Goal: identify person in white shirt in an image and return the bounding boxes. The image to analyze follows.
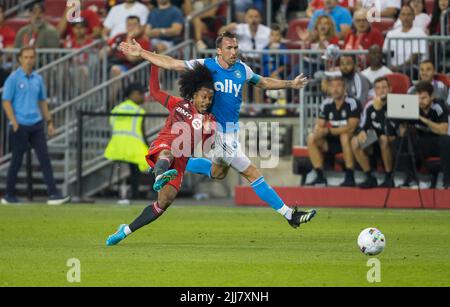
[383,5,428,71]
[393,0,431,33]
[219,7,270,59]
[362,45,393,84]
[356,0,401,18]
[103,0,149,39]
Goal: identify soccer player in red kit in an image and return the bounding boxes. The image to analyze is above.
[106,63,215,246]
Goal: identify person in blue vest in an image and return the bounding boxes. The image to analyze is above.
[1,47,70,205]
[119,32,317,229]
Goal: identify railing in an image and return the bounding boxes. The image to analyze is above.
[1,48,74,71]
[0,40,108,158]
[385,36,450,78]
[3,0,35,17]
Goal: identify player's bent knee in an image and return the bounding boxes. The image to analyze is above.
[210,165,228,180]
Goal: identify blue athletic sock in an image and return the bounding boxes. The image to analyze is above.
[186,158,213,178]
[251,176,284,211]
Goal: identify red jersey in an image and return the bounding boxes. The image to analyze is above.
[0,25,16,48]
[63,37,93,49]
[343,28,384,50]
[149,65,215,161]
[108,33,151,68]
[310,0,354,9]
[65,9,101,38]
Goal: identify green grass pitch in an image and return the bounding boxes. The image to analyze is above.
[0,203,449,286]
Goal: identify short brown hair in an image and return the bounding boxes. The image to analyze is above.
[415,81,434,96]
[374,76,391,87]
[18,46,36,59]
[216,31,237,49]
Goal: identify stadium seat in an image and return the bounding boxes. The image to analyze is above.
[425,0,434,14]
[44,0,67,17]
[385,73,411,94]
[4,18,29,32]
[371,18,395,36]
[286,18,310,49]
[435,73,450,88]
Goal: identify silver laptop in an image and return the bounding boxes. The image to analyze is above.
[387,94,420,120]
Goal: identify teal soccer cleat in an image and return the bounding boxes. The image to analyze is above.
[153,169,178,192]
[106,224,128,246]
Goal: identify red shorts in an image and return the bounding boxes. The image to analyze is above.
[146,141,187,192]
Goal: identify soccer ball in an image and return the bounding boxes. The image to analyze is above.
[357,227,386,256]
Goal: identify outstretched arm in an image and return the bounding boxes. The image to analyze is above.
[120,39,187,71]
[255,73,309,90]
[149,65,183,111]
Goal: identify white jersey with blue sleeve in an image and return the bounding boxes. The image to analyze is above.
[184,57,261,132]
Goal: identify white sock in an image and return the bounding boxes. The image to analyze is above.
[124,225,132,236]
[277,205,293,220]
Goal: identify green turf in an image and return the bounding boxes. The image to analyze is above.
[0,203,449,286]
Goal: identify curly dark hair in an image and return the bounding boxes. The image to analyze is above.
[179,63,214,101]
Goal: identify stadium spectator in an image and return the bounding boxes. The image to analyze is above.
[351,77,396,188]
[295,15,339,77]
[262,24,288,78]
[1,47,71,205]
[383,5,428,73]
[63,19,93,49]
[57,2,102,41]
[103,16,150,104]
[362,45,393,85]
[233,0,265,23]
[145,0,184,53]
[429,0,449,35]
[158,0,192,15]
[340,54,372,103]
[262,24,288,116]
[307,0,355,17]
[307,0,353,39]
[220,7,271,59]
[104,82,149,201]
[189,0,221,50]
[343,9,384,51]
[307,76,361,187]
[14,3,60,48]
[355,0,401,18]
[106,16,150,75]
[63,19,93,95]
[393,0,431,33]
[322,55,372,103]
[394,81,450,189]
[103,0,149,39]
[407,60,450,106]
[0,5,16,49]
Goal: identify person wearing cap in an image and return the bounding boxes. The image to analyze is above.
[104,82,149,201]
[57,2,102,41]
[63,18,93,49]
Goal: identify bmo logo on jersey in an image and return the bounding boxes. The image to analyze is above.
[176,107,193,120]
[214,79,242,98]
